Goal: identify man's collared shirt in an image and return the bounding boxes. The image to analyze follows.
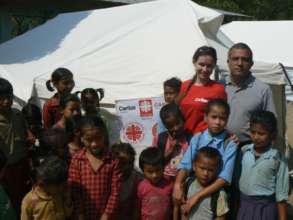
[224,73,276,142]
[239,144,289,202]
[178,129,237,184]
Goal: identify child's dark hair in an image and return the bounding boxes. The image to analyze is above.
[59,93,80,109]
[38,128,69,159]
[194,147,223,172]
[35,156,68,185]
[112,142,136,164]
[0,149,7,171]
[250,110,277,134]
[193,46,217,63]
[46,68,73,92]
[0,78,13,96]
[163,77,182,93]
[78,116,109,146]
[139,147,164,171]
[76,88,104,102]
[160,102,184,127]
[22,103,42,124]
[206,99,230,117]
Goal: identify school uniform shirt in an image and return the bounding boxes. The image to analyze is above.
[43,94,62,129]
[152,134,189,177]
[21,186,72,220]
[137,178,173,220]
[179,80,226,135]
[239,144,289,202]
[187,179,229,220]
[68,149,122,220]
[178,129,237,184]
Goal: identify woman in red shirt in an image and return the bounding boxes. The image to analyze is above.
[178,46,226,134]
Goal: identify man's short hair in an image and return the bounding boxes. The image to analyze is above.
[228,42,253,62]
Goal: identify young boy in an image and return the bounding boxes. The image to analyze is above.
[137,147,173,220]
[21,156,72,220]
[173,99,237,215]
[0,78,31,214]
[153,103,191,179]
[179,147,229,220]
[156,77,182,135]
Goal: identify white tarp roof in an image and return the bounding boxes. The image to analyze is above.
[220,21,293,68]
[0,0,286,104]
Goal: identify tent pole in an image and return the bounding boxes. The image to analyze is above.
[280,62,293,91]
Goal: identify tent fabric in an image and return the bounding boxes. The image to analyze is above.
[0,0,285,105]
[220,21,293,68]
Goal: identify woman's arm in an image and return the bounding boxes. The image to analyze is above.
[277,201,287,220]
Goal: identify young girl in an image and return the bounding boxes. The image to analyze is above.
[43,68,75,129]
[153,102,190,180]
[76,88,104,116]
[137,147,173,220]
[53,93,81,131]
[237,110,289,220]
[111,143,142,220]
[21,156,72,220]
[68,116,121,220]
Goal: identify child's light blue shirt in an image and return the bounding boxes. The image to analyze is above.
[178,129,237,184]
[239,144,289,202]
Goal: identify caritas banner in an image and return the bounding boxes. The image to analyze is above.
[116,96,165,155]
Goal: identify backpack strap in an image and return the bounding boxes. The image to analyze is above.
[157,131,169,155]
[184,176,196,199]
[210,190,221,218]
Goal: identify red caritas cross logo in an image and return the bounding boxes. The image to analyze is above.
[123,122,145,144]
[139,99,153,117]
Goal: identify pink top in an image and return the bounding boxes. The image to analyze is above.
[152,134,189,177]
[137,178,173,220]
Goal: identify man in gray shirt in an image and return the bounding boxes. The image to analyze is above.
[225,43,276,144]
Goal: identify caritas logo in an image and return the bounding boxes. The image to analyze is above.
[139,99,153,117]
[123,122,145,144]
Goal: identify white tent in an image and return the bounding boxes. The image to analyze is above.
[220,21,293,101]
[0,0,288,150]
[0,0,286,104]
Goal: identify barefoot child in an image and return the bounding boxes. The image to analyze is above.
[68,116,121,220]
[237,111,289,220]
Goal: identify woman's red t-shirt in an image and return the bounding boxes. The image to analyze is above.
[179,80,227,134]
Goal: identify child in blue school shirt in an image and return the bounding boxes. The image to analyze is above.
[237,111,288,220]
[173,99,237,217]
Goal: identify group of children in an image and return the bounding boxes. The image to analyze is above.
[0,67,289,220]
